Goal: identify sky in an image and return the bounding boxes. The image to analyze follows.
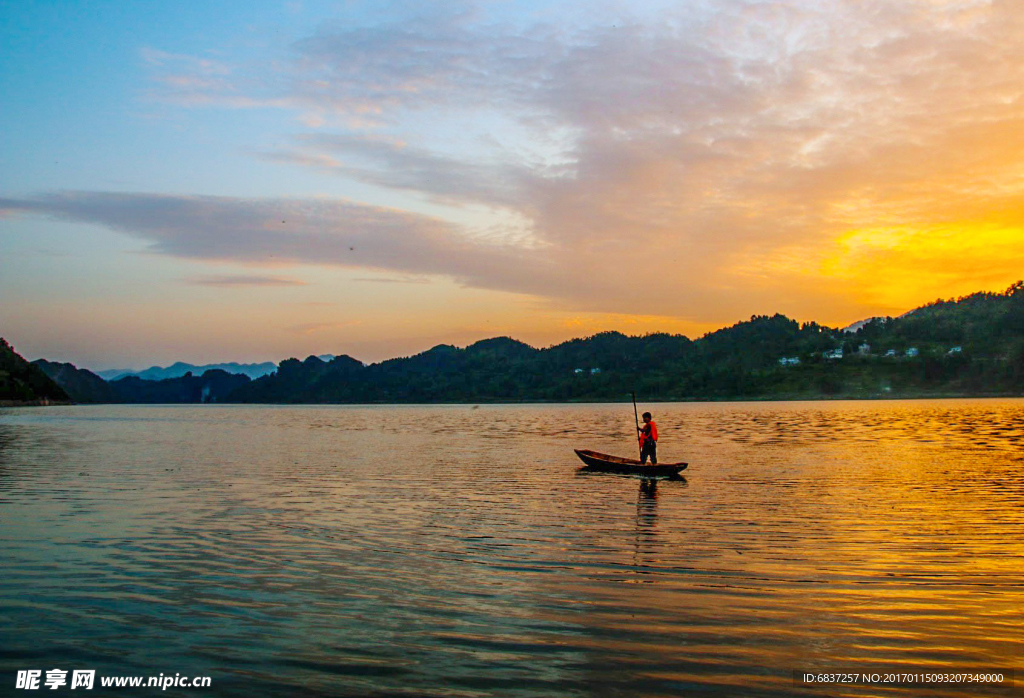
[2,0,1023,370]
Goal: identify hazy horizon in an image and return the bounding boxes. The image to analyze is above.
[29,306,894,374]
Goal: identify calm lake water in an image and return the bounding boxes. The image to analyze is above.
[1,400,1022,697]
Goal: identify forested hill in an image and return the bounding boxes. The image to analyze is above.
[0,339,69,405]
[228,282,1024,403]
[34,359,121,404]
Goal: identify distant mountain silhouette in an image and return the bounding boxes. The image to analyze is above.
[1,339,69,405]
[98,361,278,381]
[95,368,136,381]
[32,358,252,404]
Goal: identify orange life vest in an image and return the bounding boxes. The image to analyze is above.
[640,420,658,446]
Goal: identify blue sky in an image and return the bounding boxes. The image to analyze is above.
[3,0,1024,369]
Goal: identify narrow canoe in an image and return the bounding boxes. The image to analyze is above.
[574,449,688,477]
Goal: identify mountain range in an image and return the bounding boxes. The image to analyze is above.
[226,282,1024,403]
[15,281,1024,404]
[96,355,338,381]
[98,361,276,381]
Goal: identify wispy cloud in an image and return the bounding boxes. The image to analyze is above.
[269,133,532,209]
[259,150,343,170]
[186,274,308,287]
[0,191,567,300]
[140,48,231,75]
[19,0,1024,325]
[286,320,361,335]
[351,275,431,284]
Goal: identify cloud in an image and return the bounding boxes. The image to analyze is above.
[259,150,343,170]
[286,320,361,335]
[0,191,566,300]
[186,274,309,287]
[351,275,431,284]
[252,3,1024,306]
[140,48,231,75]
[267,133,531,209]
[34,1,1024,323]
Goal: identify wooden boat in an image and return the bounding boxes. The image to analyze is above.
[574,449,687,477]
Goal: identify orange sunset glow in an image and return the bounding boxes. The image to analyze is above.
[3,0,1023,368]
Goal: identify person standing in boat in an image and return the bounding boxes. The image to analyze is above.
[637,412,658,464]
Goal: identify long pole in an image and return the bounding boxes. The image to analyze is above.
[632,391,642,459]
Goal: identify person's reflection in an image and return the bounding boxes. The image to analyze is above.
[633,476,686,574]
[637,477,659,528]
[632,478,660,574]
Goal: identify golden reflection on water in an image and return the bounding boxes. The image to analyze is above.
[0,399,1022,697]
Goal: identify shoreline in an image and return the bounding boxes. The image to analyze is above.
[0,399,73,408]
[4,393,1023,408]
